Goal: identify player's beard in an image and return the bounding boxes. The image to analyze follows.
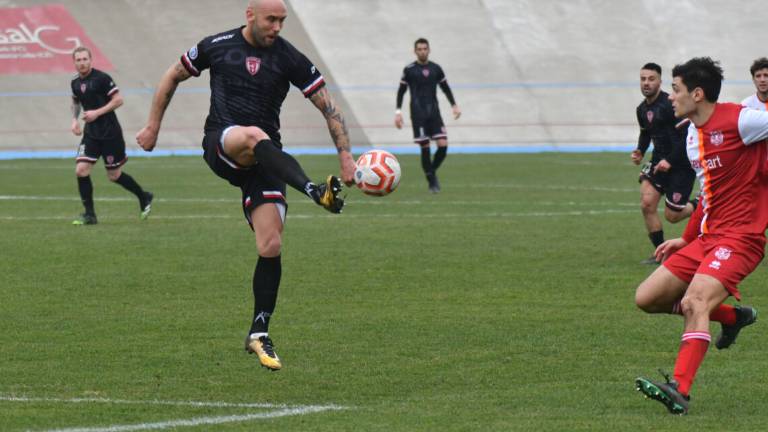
[251,27,276,48]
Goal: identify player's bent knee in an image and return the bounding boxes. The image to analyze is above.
[243,126,270,147]
[679,294,706,317]
[107,170,122,182]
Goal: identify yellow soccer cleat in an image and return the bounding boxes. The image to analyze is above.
[317,175,344,214]
[245,334,282,371]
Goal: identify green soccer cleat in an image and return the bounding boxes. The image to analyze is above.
[140,192,154,220]
[715,305,757,350]
[635,371,689,415]
[72,213,98,225]
[245,334,282,371]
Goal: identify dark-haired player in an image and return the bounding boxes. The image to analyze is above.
[631,62,696,264]
[136,0,353,371]
[395,38,461,193]
[634,57,768,415]
[742,57,768,111]
[70,46,153,225]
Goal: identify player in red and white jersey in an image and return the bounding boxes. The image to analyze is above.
[634,58,768,415]
[741,57,768,111]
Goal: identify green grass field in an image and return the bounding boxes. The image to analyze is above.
[1,152,767,431]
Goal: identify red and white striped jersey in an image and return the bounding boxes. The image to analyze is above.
[685,103,768,234]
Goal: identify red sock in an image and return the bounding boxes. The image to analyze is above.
[671,302,737,325]
[673,332,711,396]
[709,304,737,325]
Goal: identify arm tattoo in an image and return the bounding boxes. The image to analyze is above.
[313,88,350,153]
[71,100,81,119]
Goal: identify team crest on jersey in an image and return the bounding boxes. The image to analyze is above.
[80,83,86,93]
[422,68,430,78]
[246,57,261,75]
[714,247,732,260]
[710,130,724,146]
[646,110,654,124]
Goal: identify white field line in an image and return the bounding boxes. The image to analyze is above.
[0,396,347,432]
[0,195,638,207]
[0,209,637,222]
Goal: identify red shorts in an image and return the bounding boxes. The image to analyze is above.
[663,233,766,300]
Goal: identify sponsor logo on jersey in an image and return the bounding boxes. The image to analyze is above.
[246,56,260,75]
[690,155,723,170]
[80,83,86,93]
[422,68,430,78]
[714,247,732,260]
[311,65,316,74]
[710,130,724,146]
[189,45,198,60]
[211,34,234,43]
[709,260,721,270]
[646,110,654,124]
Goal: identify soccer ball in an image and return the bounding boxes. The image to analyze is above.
[354,150,401,196]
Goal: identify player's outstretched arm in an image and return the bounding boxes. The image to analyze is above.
[136,62,191,151]
[309,87,356,185]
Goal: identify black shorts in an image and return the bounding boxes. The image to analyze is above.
[639,162,696,211]
[411,115,447,144]
[76,134,127,169]
[202,127,288,227]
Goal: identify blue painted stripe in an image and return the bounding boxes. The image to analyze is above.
[0,144,636,160]
[0,80,754,98]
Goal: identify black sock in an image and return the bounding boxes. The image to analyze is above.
[249,255,282,335]
[253,139,312,194]
[114,172,146,207]
[432,146,448,171]
[649,230,664,248]
[420,146,432,175]
[77,176,95,215]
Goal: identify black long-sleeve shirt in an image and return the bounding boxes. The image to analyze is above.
[397,61,456,120]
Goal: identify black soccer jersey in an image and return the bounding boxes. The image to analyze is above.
[71,68,122,139]
[636,90,687,167]
[181,26,325,142]
[397,61,455,120]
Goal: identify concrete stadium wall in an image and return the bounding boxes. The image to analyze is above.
[0,0,368,153]
[0,0,764,154]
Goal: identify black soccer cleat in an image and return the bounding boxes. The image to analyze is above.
[310,175,344,214]
[72,213,98,225]
[715,305,757,350]
[140,191,154,220]
[635,371,689,415]
[426,172,440,193]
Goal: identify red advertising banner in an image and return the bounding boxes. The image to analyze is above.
[0,3,113,75]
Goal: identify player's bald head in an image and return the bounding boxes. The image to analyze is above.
[249,0,286,14]
[245,0,287,48]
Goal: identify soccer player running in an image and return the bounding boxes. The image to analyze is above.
[136,0,353,371]
[70,46,153,225]
[631,63,696,264]
[395,38,461,193]
[634,57,768,415]
[741,57,768,111]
